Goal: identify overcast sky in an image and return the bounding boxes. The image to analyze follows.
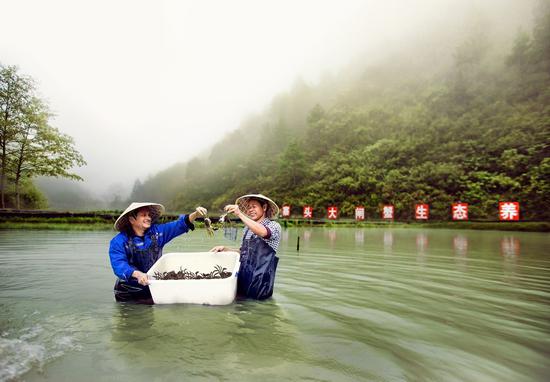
[0,0,534,198]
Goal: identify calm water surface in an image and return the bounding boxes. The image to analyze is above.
[0,228,549,381]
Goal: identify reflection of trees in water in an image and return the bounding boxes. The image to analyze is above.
[354,229,364,245]
[109,300,305,378]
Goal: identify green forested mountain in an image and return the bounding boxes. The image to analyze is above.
[132,2,550,221]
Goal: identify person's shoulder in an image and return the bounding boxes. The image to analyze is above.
[148,224,160,233]
[110,231,127,245]
[266,219,281,231]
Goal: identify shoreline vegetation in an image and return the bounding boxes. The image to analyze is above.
[0,210,548,232]
[124,4,550,224]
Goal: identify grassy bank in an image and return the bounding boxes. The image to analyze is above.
[1,215,549,232]
[0,212,178,231]
[0,216,113,230]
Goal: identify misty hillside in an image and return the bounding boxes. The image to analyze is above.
[34,177,105,211]
[130,2,549,220]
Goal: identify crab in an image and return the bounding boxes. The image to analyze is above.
[213,264,231,278]
[153,265,232,280]
[204,217,215,237]
[204,212,233,237]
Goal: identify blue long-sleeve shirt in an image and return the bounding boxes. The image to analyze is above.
[109,214,194,280]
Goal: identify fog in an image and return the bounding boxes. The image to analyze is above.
[0,0,535,201]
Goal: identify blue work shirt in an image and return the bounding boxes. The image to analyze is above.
[109,214,194,281]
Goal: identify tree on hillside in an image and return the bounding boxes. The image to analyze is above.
[0,64,86,208]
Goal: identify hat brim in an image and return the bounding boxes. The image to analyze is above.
[236,194,279,219]
[114,202,165,231]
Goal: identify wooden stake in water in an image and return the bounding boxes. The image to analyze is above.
[297,236,300,252]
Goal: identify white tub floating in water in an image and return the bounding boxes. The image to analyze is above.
[147,252,240,305]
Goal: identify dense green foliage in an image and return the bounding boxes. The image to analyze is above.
[132,2,550,221]
[0,65,86,209]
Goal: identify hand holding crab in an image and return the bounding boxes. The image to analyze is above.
[204,209,234,237]
[223,204,242,217]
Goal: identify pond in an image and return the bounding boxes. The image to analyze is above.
[1,227,549,381]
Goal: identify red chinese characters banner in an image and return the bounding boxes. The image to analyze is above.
[355,206,365,221]
[499,202,519,221]
[415,204,429,220]
[281,205,291,218]
[303,205,313,219]
[382,205,394,219]
[327,206,338,220]
[452,203,468,221]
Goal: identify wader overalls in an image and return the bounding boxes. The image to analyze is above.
[237,228,279,300]
[114,233,162,304]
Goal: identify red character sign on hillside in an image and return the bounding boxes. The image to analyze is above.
[382,205,394,219]
[355,206,365,221]
[499,202,519,221]
[303,205,313,219]
[452,203,468,221]
[282,205,291,218]
[327,206,338,220]
[415,204,429,220]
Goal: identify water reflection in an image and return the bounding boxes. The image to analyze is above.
[303,230,311,242]
[355,229,364,245]
[327,229,337,246]
[500,237,521,282]
[3,230,550,381]
[109,301,306,379]
[111,303,156,344]
[453,236,468,257]
[415,233,428,264]
[383,231,393,251]
[500,236,521,258]
[416,233,428,252]
[224,227,238,241]
[282,229,289,243]
[453,235,468,271]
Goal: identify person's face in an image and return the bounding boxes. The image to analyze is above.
[129,207,152,233]
[246,200,267,221]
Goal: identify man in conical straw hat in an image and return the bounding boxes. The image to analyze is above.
[211,193,281,300]
[109,202,207,303]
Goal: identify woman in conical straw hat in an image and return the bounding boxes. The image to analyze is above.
[210,193,281,300]
[109,202,207,304]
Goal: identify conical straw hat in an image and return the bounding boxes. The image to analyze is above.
[114,202,165,231]
[235,194,279,219]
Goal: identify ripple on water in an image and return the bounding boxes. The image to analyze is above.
[0,313,83,382]
[1,229,550,381]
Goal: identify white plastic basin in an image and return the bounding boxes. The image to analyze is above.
[147,252,240,305]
